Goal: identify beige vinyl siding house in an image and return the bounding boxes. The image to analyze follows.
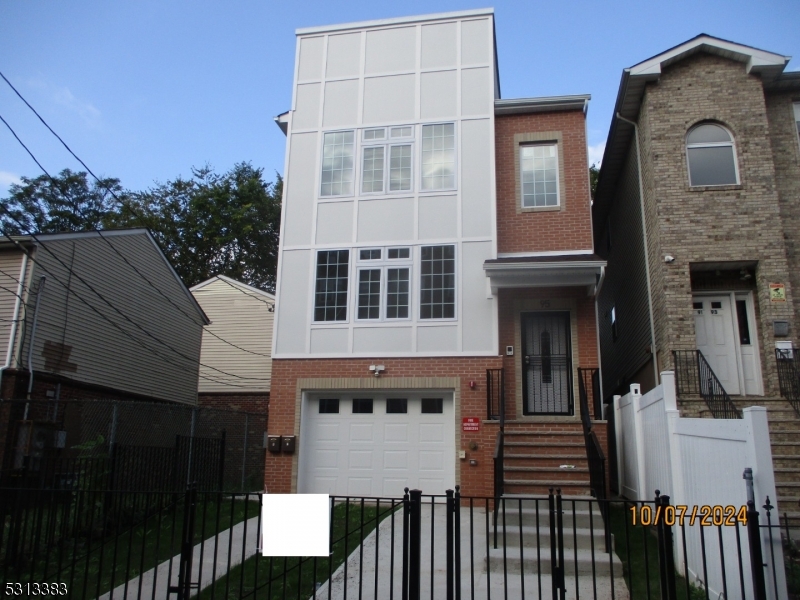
[0,229,208,405]
[192,276,274,396]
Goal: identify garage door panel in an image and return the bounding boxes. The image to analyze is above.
[315,449,339,468]
[418,451,443,470]
[382,479,407,496]
[419,423,444,442]
[383,450,408,469]
[348,477,373,495]
[314,477,338,493]
[384,423,409,442]
[316,423,340,441]
[349,450,374,469]
[350,423,374,442]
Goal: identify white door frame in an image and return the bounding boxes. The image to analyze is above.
[692,291,763,396]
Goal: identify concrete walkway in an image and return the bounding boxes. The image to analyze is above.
[316,501,629,600]
[97,516,260,600]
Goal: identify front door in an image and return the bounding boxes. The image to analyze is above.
[521,312,573,415]
[693,296,740,395]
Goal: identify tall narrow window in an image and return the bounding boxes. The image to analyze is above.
[314,250,349,321]
[611,306,618,342]
[389,145,412,191]
[420,245,455,319]
[421,123,456,190]
[357,269,381,319]
[520,144,559,207]
[386,268,410,319]
[794,103,800,152]
[361,147,385,193]
[736,300,751,345]
[321,131,355,196]
[686,123,738,186]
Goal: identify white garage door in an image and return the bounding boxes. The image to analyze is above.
[298,393,455,497]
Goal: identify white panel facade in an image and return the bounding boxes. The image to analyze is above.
[274,11,498,358]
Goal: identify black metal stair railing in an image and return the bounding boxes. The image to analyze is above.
[775,347,800,416]
[672,349,741,419]
[486,368,505,423]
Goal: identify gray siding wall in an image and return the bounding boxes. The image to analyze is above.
[193,278,274,393]
[17,233,203,405]
[597,142,653,399]
[0,250,27,366]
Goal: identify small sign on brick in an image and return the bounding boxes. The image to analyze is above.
[462,417,480,432]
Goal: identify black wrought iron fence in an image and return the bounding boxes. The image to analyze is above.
[0,486,789,600]
[672,350,741,419]
[776,347,800,416]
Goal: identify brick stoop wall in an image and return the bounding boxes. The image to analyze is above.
[266,356,504,496]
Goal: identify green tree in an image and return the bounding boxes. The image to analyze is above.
[589,163,600,200]
[110,163,282,291]
[0,169,124,234]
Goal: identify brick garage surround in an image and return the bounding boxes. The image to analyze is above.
[494,110,593,254]
[636,53,796,395]
[266,356,504,496]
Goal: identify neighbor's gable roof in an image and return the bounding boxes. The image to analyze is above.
[593,35,793,240]
[191,274,275,300]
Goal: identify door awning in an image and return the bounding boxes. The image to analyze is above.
[483,253,606,295]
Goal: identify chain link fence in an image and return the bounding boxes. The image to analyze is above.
[0,398,266,492]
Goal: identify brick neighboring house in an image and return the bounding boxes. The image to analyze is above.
[267,9,606,498]
[191,275,274,414]
[593,35,800,518]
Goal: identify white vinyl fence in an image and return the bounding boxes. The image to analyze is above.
[613,372,787,600]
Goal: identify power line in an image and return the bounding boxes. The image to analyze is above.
[0,70,275,359]
[0,112,272,379]
[215,276,275,309]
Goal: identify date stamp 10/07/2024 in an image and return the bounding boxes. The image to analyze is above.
[4,583,68,596]
[630,504,749,527]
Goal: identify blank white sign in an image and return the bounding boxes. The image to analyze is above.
[261,494,330,557]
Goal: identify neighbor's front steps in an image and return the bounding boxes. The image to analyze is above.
[501,423,594,496]
[678,395,800,529]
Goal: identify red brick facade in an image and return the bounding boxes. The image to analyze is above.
[495,110,594,254]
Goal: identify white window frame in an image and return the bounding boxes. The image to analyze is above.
[312,249,351,323]
[353,246,413,322]
[685,123,740,187]
[420,122,458,193]
[519,142,560,208]
[418,244,457,321]
[319,130,356,198]
[359,127,414,196]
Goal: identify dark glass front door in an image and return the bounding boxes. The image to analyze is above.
[521,312,573,415]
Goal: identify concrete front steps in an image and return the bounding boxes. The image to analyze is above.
[678,395,800,528]
[502,424,593,496]
[487,497,624,579]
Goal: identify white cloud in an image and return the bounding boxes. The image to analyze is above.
[0,171,21,187]
[587,142,606,168]
[53,86,102,128]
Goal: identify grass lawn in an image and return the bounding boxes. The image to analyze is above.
[0,490,254,599]
[198,498,401,600]
[609,501,705,600]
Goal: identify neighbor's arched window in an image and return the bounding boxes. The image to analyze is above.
[686,123,739,186]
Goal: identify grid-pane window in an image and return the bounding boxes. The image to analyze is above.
[521,144,559,207]
[357,269,381,319]
[421,124,456,190]
[321,131,355,196]
[359,249,381,261]
[314,250,349,321]
[420,245,455,319]
[388,247,410,259]
[362,146,385,193]
[686,123,738,186]
[363,128,385,140]
[386,267,410,319]
[391,127,412,138]
[389,145,412,191]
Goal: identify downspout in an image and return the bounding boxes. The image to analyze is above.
[594,265,606,411]
[0,253,29,397]
[615,112,659,386]
[24,276,46,415]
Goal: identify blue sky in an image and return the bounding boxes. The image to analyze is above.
[1,0,799,198]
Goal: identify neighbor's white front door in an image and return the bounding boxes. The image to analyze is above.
[298,393,455,497]
[693,296,741,395]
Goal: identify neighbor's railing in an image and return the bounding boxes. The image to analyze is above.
[775,347,800,416]
[486,368,505,424]
[672,350,741,419]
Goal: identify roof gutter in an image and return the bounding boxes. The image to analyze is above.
[0,252,29,395]
[615,111,659,385]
